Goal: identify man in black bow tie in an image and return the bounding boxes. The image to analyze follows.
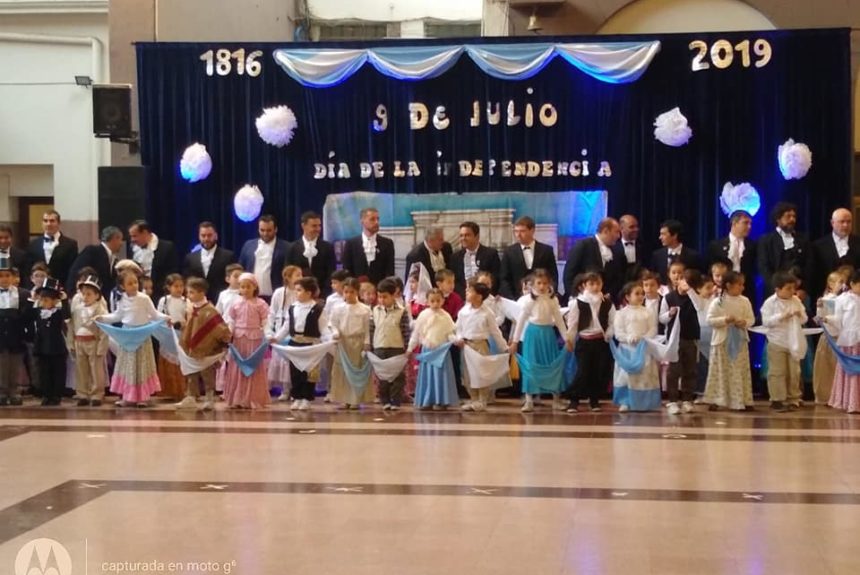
[404,226,453,288]
[611,214,646,285]
[650,219,702,284]
[499,216,558,299]
[26,210,78,288]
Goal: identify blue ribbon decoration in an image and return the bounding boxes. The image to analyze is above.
[416,342,454,368]
[609,339,648,375]
[822,329,860,375]
[229,342,269,377]
[96,321,165,352]
[337,345,372,393]
[727,326,745,361]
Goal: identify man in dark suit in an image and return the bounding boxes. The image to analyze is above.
[563,217,623,301]
[404,226,453,288]
[286,211,336,297]
[0,224,30,279]
[67,226,123,298]
[758,202,809,297]
[708,210,757,303]
[807,207,860,302]
[126,219,179,301]
[612,214,647,283]
[238,214,290,299]
[341,207,395,286]
[26,209,78,287]
[183,221,236,303]
[651,219,702,284]
[498,216,558,299]
[450,221,501,298]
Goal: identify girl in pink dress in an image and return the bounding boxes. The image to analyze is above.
[223,273,270,409]
[824,270,860,414]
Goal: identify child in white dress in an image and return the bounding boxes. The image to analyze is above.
[612,282,660,412]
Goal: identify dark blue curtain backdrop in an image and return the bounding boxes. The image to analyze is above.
[136,29,851,256]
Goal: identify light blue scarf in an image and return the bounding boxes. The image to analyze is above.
[609,339,647,374]
[823,329,860,375]
[229,342,269,377]
[337,345,372,392]
[726,326,745,360]
[416,342,453,368]
[96,321,164,352]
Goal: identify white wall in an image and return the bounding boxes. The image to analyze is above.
[307,0,482,22]
[598,0,775,34]
[0,7,109,224]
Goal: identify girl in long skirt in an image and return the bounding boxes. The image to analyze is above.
[813,272,843,404]
[408,288,458,410]
[612,282,661,412]
[329,278,374,409]
[703,271,755,411]
[265,265,302,400]
[824,270,860,413]
[156,273,187,400]
[223,273,270,409]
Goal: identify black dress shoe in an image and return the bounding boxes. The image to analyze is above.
[9,398,23,406]
[40,398,52,406]
[0,398,9,406]
[77,399,91,407]
[91,399,102,407]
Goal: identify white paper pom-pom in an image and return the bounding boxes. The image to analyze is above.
[720,182,761,217]
[654,107,693,147]
[179,143,212,183]
[233,185,264,222]
[778,138,813,180]
[255,105,298,148]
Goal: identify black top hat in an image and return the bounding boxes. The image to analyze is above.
[0,257,10,272]
[35,277,62,298]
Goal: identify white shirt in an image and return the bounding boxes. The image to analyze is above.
[833,232,849,258]
[329,301,371,345]
[99,292,167,326]
[622,238,636,264]
[728,233,745,272]
[521,242,535,270]
[455,304,507,351]
[566,292,616,340]
[158,294,188,324]
[706,295,755,347]
[826,291,860,347]
[324,292,345,316]
[131,233,159,276]
[0,286,18,309]
[463,247,479,282]
[511,293,568,342]
[302,236,318,266]
[42,231,61,264]
[71,298,107,337]
[408,308,456,351]
[777,227,795,250]
[253,239,275,296]
[595,235,612,265]
[761,294,808,353]
[199,246,215,277]
[287,300,330,339]
[215,288,240,315]
[613,305,656,344]
[265,286,294,340]
[426,242,446,272]
[362,232,377,264]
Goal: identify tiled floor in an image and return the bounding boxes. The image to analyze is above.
[1,399,859,575]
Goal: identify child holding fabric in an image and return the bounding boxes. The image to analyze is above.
[408,288,459,410]
[612,281,660,412]
[215,263,243,393]
[761,271,808,412]
[329,278,373,409]
[96,271,169,407]
[659,261,699,415]
[813,271,843,404]
[509,269,572,413]
[266,265,302,401]
[823,270,860,414]
[455,281,507,412]
[703,271,755,411]
[565,272,614,413]
[69,275,109,406]
[156,273,187,400]
[223,273,270,409]
[370,278,411,410]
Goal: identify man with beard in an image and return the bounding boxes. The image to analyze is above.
[183,221,236,303]
[758,202,809,297]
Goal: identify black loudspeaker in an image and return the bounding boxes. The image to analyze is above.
[98,166,147,232]
[93,84,132,138]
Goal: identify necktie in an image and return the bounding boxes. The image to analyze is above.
[624,242,634,247]
[0,288,8,293]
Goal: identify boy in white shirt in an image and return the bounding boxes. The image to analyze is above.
[455,281,507,412]
[761,271,807,411]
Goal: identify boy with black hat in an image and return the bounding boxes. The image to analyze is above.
[69,275,109,406]
[0,257,31,406]
[30,278,70,406]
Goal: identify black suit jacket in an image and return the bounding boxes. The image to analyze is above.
[183,246,236,303]
[563,237,625,301]
[757,231,809,295]
[27,234,78,287]
[450,244,501,298]
[341,234,395,286]
[404,242,454,287]
[707,237,758,303]
[498,241,557,299]
[0,246,30,280]
[650,245,702,284]
[67,243,116,299]
[125,239,179,301]
[611,239,647,284]
[807,234,860,301]
[238,238,290,293]
[285,239,336,297]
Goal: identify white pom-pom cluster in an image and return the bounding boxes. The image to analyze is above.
[653,107,692,147]
[179,143,212,183]
[778,138,812,180]
[720,182,761,217]
[255,105,298,148]
[233,185,264,222]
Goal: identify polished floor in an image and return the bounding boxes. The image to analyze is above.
[1,397,859,575]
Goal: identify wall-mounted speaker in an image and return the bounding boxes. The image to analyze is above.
[93,84,132,138]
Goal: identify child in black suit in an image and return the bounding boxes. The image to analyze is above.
[30,278,70,406]
[0,258,31,406]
